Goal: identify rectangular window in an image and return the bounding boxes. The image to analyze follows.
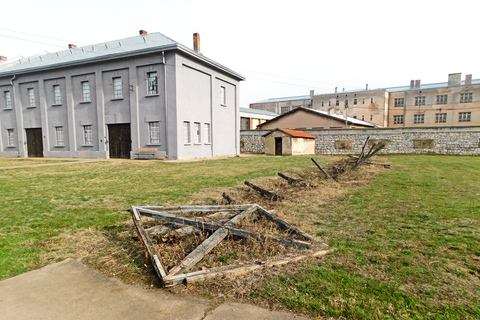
[460,93,472,103]
[83,125,93,145]
[414,114,425,124]
[415,96,425,106]
[7,129,15,147]
[435,113,447,123]
[345,99,348,107]
[53,85,61,105]
[361,115,365,121]
[113,77,123,99]
[241,117,250,130]
[394,98,404,107]
[321,101,324,107]
[353,98,357,105]
[371,97,374,103]
[280,106,290,114]
[55,126,64,146]
[147,72,158,95]
[28,88,35,107]
[393,115,404,124]
[148,121,160,144]
[194,122,201,144]
[459,112,471,122]
[362,98,365,104]
[204,123,211,143]
[370,115,373,121]
[183,121,191,144]
[436,95,447,105]
[220,86,226,106]
[335,98,339,106]
[4,91,12,109]
[82,81,91,102]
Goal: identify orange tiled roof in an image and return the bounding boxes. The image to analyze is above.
[280,129,317,139]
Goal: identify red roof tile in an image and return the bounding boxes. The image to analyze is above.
[280,129,317,139]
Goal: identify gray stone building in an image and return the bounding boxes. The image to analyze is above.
[0,31,244,159]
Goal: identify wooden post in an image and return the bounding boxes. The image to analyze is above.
[311,158,331,179]
[277,172,304,184]
[222,192,235,204]
[244,180,282,200]
[351,143,385,170]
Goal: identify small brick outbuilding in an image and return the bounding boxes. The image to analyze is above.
[263,128,316,155]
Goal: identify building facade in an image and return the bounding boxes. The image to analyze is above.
[250,73,480,128]
[0,31,244,159]
[239,107,277,130]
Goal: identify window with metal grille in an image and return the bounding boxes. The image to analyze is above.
[7,129,15,147]
[53,85,61,105]
[55,126,64,146]
[4,91,11,109]
[415,96,425,106]
[148,122,160,144]
[460,93,472,103]
[183,121,191,144]
[414,114,424,123]
[394,98,404,107]
[435,113,447,123]
[436,95,447,105]
[147,72,158,95]
[459,112,471,122]
[280,106,290,114]
[393,115,404,124]
[28,88,35,107]
[204,123,211,143]
[194,122,201,144]
[82,82,91,102]
[113,77,123,99]
[83,125,93,145]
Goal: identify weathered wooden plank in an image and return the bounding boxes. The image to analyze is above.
[136,207,310,248]
[356,136,370,165]
[142,204,253,214]
[163,248,334,287]
[351,143,385,170]
[311,158,331,179]
[256,205,315,242]
[222,192,235,204]
[277,172,304,184]
[244,181,282,200]
[130,207,168,284]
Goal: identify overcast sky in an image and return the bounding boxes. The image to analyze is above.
[1,0,478,108]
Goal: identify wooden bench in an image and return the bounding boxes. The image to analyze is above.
[131,148,166,160]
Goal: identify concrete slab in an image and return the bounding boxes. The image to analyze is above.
[0,258,310,320]
[204,302,310,320]
[0,258,208,320]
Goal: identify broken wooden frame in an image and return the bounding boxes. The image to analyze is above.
[131,204,331,287]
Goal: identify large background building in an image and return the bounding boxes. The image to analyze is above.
[0,31,244,159]
[250,73,480,128]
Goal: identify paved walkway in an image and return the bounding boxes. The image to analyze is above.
[0,258,309,320]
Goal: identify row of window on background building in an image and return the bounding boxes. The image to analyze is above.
[393,112,471,124]
[183,121,211,144]
[394,93,473,107]
[1,72,160,109]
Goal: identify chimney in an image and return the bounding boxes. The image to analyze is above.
[410,80,415,88]
[465,74,472,85]
[310,90,314,96]
[68,44,77,49]
[415,79,421,88]
[366,84,368,90]
[0,56,6,62]
[139,30,148,35]
[193,33,200,52]
[335,87,337,93]
[342,88,345,91]
[448,73,461,86]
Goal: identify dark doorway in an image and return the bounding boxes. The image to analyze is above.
[108,124,131,158]
[275,137,282,155]
[26,128,44,157]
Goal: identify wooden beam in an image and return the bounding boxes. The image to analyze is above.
[311,158,331,179]
[222,192,235,204]
[244,180,282,200]
[277,172,304,184]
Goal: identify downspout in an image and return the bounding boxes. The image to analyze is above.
[10,74,21,157]
[162,51,169,158]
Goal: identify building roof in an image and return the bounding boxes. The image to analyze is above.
[252,95,313,104]
[0,32,244,80]
[263,128,317,139]
[259,107,376,128]
[239,107,278,117]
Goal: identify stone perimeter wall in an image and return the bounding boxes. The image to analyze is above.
[240,127,480,155]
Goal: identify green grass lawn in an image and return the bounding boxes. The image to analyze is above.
[0,154,479,319]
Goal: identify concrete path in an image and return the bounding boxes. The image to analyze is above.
[0,258,309,320]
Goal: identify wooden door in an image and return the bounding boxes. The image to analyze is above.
[108,124,131,159]
[275,137,282,155]
[26,128,44,157]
